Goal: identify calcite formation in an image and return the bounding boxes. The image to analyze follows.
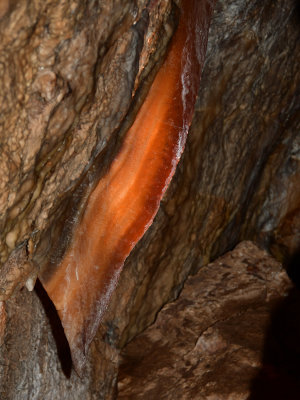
[37,0,214,372]
[0,0,176,265]
[0,0,299,398]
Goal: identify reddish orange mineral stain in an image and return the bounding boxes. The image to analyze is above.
[40,0,214,372]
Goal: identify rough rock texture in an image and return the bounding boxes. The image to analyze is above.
[0,0,299,398]
[108,0,300,349]
[175,0,300,267]
[0,0,176,264]
[37,0,214,374]
[0,281,120,400]
[118,241,297,400]
[0,0,179,398]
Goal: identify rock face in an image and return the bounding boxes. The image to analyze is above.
[118,241,296,400]
[37,0,214,373]
[0,0,177,279]
[174,0,300,267]
[0,0,299,398]
[108,0,300,350]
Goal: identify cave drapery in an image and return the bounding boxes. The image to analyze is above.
[0,0,299,398]
[37,0,214,373]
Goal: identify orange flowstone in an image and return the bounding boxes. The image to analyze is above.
[40,0,214,372]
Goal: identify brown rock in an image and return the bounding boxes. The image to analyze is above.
[108,0,300,350]
[0,0,177,398]
[0,280,120,400]
[0,0,299,398]
[0,0,176,265]
[118,241,296,400]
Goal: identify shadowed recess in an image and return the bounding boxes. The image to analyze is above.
[35,279,72,378]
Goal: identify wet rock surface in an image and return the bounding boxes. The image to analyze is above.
[108,0,300,349]
[0,0,299,398]
[118,241,298,400]
[0,0,176,264]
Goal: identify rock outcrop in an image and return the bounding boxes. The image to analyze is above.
[118,241,297,399]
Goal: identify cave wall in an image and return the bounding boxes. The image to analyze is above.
[108,0,300,347]
[0,0,176,264]
[0,0,299,398]
[118,242,295,399]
